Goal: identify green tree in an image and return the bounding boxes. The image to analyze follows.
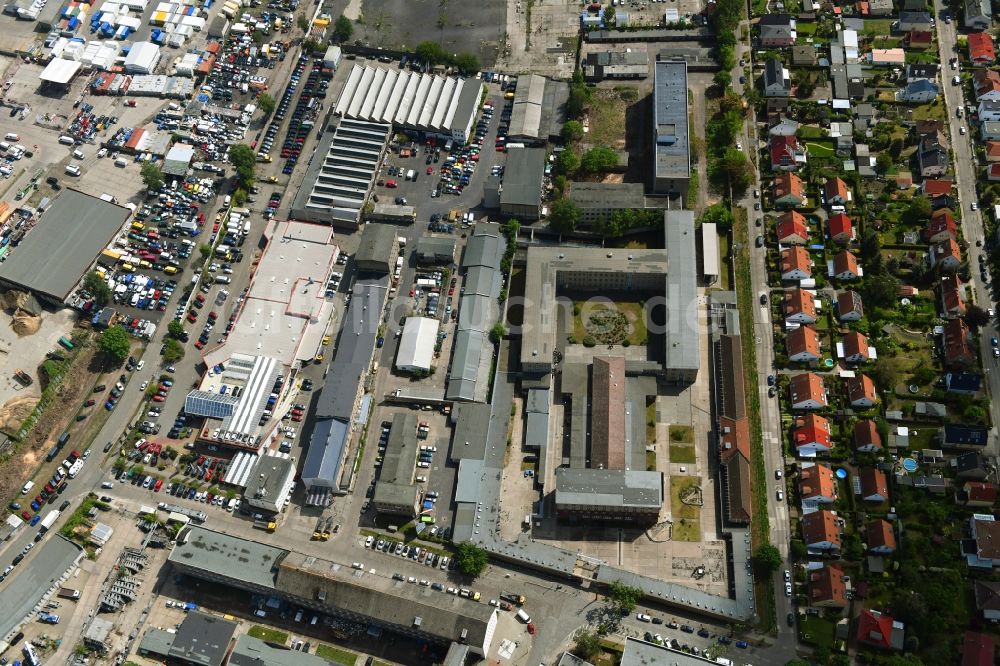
[162,338,185,363]
[902,196,931,226]
[603,4,616,25]
[332,15,354,42]
[561,120,584,143]
[548,198,581,234]
[713,70,732,89]
[573,630,602,660]
[83,271,112,307]
[718,149,754,194]
[415,41,447,65]
[700,202,735,230]
[199,244,213,260]
[455,542,489,576]
[98,326,131,364]
[965,303,991,327]
[489,323,507,344]
[607,580,642,614]
[228,144,257,190]
[454,52,481,74]
[296,13,310,32]
[754,543,782,574]
[875,152,892,174]
[861,271,901,309]
[233,188,248,207]
[556,148,580,175]
[257,93,276,117]
[566,70,591,119]
[580,146,619,174]
[140,162,164,191]
[167,319,185,339]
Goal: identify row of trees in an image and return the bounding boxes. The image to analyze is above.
[412,41,480,75]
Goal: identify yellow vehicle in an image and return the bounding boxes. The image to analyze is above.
[504,91,515,100]
[139,260,153,269]
[131,221,145,231]
[164,265,178,275]
[267,175,279,183]
[322,335,330,346]
[314,354,324,364]
[256,152,272,163]
[121,263,135,272]
[472,591,482,601]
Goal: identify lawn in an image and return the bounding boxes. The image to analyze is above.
[670,445,696,464]
[247,626,288,645]
[669,424,694,444]
[805,141,835,158]
[670,476,702,542]
[316,644,359,665]
[571,300,648,346]
[863,19,893,36]
[646,402,657,443]
[913,100,947,121]
[718,230,732,290]
[586,87,638,150]
[798,614,835,650]
[646,450,657,471]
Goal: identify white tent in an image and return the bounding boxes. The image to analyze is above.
[39,58,83,85]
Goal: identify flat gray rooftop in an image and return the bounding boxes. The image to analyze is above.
[568,182,646,209]
[500,147,546,209]
[169,526,285,589]
[0,535,82,641]
[653,60,691,182]
[555,468,663,508]
[0,189,131,302]
[663,211,699,378]
[230,634,347,666]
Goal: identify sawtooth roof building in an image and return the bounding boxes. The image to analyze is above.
[334,64,481,142]
[168,526,498,655]
[506,74,568,144]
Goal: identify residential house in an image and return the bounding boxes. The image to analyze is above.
[974,69,1000,101]
[925,209,957,242]
[864,0,893,15]
[780,246,812,280]
[841,331,872,363]
[918,131,949,177]
[965,0,993,30]
[979,99,1000,122]
[906,63,938,83]
[857,610,905,651]
[759,14,796,47]
[824,177,851,206]
[800,461,837,504]
[968,515,1000,568]
[764,58,792,97]
[845,374,878,408]
[943,318,977,368]
[867,519,896,554]
[792,45,817,66]
[870,48,906,66]
[860,468,889,502]
[771,135,807,171]
[808,564,849,609]
[854,419,882,452]
[940,274,966,318]
[969,31,997,64]
[787,326,822,363]
[828,213,854,243]
[768,116,800,137]
[941,424,989,448]
[906,30,933,49]
[776,211,809,245]
[955,451,989,480]
[973,580,1000,622]
[985,141,1000,162]
[957,481,998,508]
[988,163,1000,182]
[836,290,864,322]
[789,372,828,410]
[896,10,932,32]
[921,178,953,199]
[794,415,833,457]
[929,238,962,272]
[831,250,861,280]
[900,79,939,103]
[961,631,996,666]
[895,171,914,189]
[946,371,982,394]
[783,288,818,324]
[774,172,807,207]
[982,121,1000,141]
[801,509,841,552]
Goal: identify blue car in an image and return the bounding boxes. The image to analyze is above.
[30,501,40,512]
[188,488,197,499]
[105,400,115,411]
[735,641,748,649]
[30,514,40,526]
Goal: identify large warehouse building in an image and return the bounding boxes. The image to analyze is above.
[0,189,132,304]
[506,74,568,144]
[333,64,481,142]
[290,119,392,229]
[498,147,546,221]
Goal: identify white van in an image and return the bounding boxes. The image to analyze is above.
[4,133,19,141]
[0,141,9,152]
[215,275,231,284]
[72,149,85,160]
[223,194,232,207]
[114,158,128,168]
[406,169,416,181]
[58,135,75,145]
[21,480,34,495]
[64,164,81,176]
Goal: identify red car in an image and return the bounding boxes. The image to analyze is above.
[527,623,536,635]
[125,99,137,107]
[21,510,31,521]
[154,479,163,492]
[385,180,398,188]
[153,394,166,402]
[194,341,204,350]
[291,413,303,422]
[208,311,218,321]
[426,166,434,175]
[448,287,455,296]
[409,288,415,297]
[187,311,198,323]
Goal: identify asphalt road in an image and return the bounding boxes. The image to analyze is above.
[935,0,1000,459]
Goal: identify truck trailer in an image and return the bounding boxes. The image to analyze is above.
[58,587,81,600]
[39,509,60,533]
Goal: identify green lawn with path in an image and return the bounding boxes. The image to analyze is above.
[571,301,648,345]
[315,644,359,665]
[670,476,702,541]
[247,626,288,644]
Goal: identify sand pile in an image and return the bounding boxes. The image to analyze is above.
[12,311,40,336]
[0,395,38,434]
